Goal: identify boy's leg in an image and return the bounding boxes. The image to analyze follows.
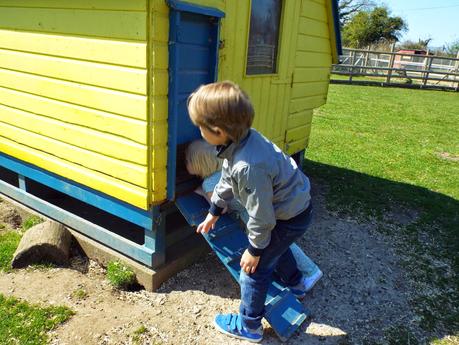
[239,206,312,330]
[290,243,321,277]
[213,237,293,342]
[239,244,293,330]
[273,206,314,286]
[272,247,303,286]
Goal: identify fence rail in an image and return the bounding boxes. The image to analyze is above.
[331,46,459,91]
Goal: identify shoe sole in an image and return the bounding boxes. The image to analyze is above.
[213,319,263,343]
[292,270,324,299]
[305,270,323,292]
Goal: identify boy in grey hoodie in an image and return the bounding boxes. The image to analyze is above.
[188,81,314,343]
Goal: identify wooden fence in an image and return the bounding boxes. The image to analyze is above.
[331,45,459,91]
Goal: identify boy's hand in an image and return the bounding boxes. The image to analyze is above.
[240,249,260,274]
[196,213,219,234]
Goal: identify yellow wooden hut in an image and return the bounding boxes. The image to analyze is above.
[0,0,341,285]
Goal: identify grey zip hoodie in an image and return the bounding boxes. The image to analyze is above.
[209,129,311,256]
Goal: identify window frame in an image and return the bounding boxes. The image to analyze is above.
[243,0,286,78]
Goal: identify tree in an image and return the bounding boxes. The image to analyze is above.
[398,39,432,51]
[444,39,459,56]
[342,7,407,48]
[338,0,375,26]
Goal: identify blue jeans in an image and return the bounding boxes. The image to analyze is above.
[239,204,313,330]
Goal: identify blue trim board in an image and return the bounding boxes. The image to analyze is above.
[18,174,26,191]
[167,10,181,200]
[168,0,225,18]
[145,206,166,267]
[331,0,343,55]
[0,179,154,267]
[211,14,220,81]
[0,152,153,230]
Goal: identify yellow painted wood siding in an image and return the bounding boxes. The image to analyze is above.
[0,1,150,209]
[285,0,334,154]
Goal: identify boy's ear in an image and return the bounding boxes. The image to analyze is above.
[211,126,224,136]
[211,126,230,143]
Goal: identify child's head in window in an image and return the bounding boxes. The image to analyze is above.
[186,139,223,178]
[187,81,254,144]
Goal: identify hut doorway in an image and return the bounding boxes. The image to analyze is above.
[167,2,224,200]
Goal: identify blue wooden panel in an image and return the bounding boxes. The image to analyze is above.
[145,206,166,268]
[167,6,221,200]
[175,193,309,341]
[0,152,153,230]
[177,13,214,45]
[18,174,26,190]
[178,45,211,71]
[177,74,210,93]
[168,0,225,18]
[167,10,181,201]
[175,14,216,144]
[0,179,154,267]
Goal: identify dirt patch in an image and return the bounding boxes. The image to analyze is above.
[0,199,23,230]
[0,187,440,344]
[436,152,459,162]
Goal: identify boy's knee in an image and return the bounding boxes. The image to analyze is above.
[239,270,252,284]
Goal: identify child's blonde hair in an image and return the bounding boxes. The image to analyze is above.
[187,81,254,142]
[186,139,223,178]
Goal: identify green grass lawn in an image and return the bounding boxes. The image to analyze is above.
[304,84,458,341]
[0,294,73,345]
[0,231,21,273]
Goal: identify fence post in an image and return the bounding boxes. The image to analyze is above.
[362,46,370,75]
[386,43,396,84]
[422,50,433,88]
[349,50,355,82]
[454,51,459,91]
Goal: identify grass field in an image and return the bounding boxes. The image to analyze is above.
[304,84,458,342]
[0,294,73,345]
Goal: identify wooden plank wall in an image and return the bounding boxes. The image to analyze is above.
[0,0,151,209]
[286,0,333,154]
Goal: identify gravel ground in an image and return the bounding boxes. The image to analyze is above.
[0,185,435,344]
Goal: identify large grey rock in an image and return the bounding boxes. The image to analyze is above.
[11,220,72,268]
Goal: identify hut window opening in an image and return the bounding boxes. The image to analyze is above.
[246,0,283,75]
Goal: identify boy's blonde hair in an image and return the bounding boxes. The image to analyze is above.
[186,139,223,178]
[187,81,254,142]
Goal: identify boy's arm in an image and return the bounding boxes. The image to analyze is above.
[209,160,234,216]
[237,165,276,257]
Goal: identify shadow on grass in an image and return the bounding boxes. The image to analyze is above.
[303,158,459,338]
[303,159,458,260]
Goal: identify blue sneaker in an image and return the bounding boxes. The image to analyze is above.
[214,313,263,343]
[290,269,323,299]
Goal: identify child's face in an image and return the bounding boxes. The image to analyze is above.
[199,126,229,146]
